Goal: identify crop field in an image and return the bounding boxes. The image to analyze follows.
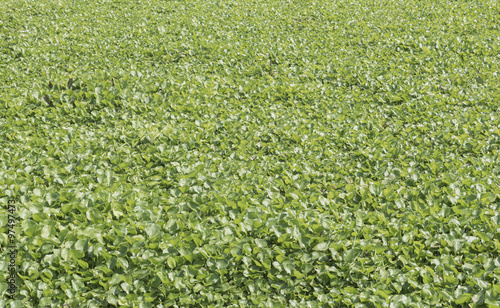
[1,0,500,306]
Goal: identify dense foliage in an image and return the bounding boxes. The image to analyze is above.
[1,0,500,306]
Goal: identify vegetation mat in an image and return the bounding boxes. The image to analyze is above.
[1,0,500,306]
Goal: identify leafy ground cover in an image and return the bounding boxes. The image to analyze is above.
[1,0,500,306]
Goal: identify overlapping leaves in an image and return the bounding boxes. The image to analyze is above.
[1,0,500,307]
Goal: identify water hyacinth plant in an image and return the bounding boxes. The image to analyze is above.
[1,0,500,306]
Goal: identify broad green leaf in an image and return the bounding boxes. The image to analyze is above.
[455,293,472,304]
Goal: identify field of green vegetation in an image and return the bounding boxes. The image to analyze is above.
[1,0,500,306]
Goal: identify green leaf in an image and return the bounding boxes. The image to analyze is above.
[75,239,89,252]
[167,257,176,269]
[77,259,89,269]
[145,223,161,239]
[345,184,355,192]
[455,293,472,304]
[10,300,24,308]
[293,270,304,279]
[313,242,329,251]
